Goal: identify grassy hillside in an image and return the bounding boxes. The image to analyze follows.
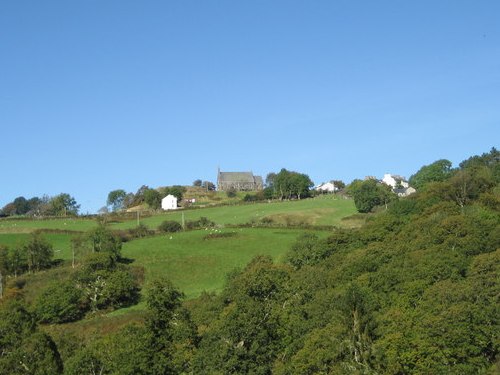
[122,227,323,299]
[114,194,356,230]
[0,196,356,303]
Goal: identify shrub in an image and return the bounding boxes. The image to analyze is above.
[226,188,237,198]
[128,224,154,238]
[35,281,84,323]
[158,220,182,233]
[185,217,215,230]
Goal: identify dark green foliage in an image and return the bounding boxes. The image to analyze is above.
[0,301,63,374]
[87,223,122,259]
[24,232,54,273]
[143,188,162,209]
[158,220,182,233]
[350,179,396,213]
[34,281,84,323]
[47,193,80,216]
[127,223,154,238]
[243,191,266,202]
[285,233,331,269]
[226,187,237,198]
[162,185,187,202]
[185,216,215,230]
[75,253,140,312]
[409,158,453,190]
[271,168,314,200]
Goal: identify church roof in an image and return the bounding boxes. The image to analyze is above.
[218,172,256,183]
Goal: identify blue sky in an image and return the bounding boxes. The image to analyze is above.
[1,1,499,213]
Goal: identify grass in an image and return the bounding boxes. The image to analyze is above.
[112,195,356,230]
[0,217,97,232]
[121,227,319,299]
[0,232,74,260]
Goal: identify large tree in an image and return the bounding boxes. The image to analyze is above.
[48,193,80,216]
[273,168,313,200]
[409,159,453,190]
[349,179,396,213]
[107,189,127,211]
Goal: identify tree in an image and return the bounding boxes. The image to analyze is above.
[332,180,346,190]
[145,278,185,374]
[350,179,395,213]
[86,223,122,259]
[193,179,202,187]
[34,281,84,323]
[162,185,186,201]
[158,220,182,233]
[272,168,314,200]
[144,188,161,210]
[409,159,453,190]
[201,181,216,191]
[107,189,127,211]
[23,232,53,273]
[48,193,80,216]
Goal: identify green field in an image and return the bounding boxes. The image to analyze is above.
[0,196,356,302]
[0,217,96,232]
[122,227,322,299]
[113,195,355,230]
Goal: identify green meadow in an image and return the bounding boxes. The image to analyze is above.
[113,194,355,230]
[0,196,356,305]
[121,227,323,299]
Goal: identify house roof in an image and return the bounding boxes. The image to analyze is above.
[219,172,256,183]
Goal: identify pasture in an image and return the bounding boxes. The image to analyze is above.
[121,227,322,299]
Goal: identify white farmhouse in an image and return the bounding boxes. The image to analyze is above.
[161,194,178,210]
[382,174,409,189]
[315,182,336,193]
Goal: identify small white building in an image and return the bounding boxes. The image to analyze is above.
[382,174,409,189]
[315,182,336,193]
[161,194,178,210]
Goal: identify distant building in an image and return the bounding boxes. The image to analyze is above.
[315,182,336,193]
[382,174,409,189]
[217,169,263,191]
[161,194,178,210]
[382,174,416,197]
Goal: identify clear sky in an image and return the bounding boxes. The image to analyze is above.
[1,1,499,213]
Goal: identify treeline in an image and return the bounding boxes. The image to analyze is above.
[0,148,498,374]
[0,193,80,217]
[106,185,187,212]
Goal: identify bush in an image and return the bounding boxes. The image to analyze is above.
[158,220,182,233]
[128,224,154,238]
[35,281,84,323]
[226,188,237,198]
[185,217,215,230]
[100,269,140,309]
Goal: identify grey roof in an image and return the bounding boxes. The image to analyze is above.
[219,172,256,183]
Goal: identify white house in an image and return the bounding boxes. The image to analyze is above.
[382,174,409,189]
[315,182,336,193]
[161,195,178,210]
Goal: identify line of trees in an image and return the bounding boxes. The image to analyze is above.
[1,193,80,217]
